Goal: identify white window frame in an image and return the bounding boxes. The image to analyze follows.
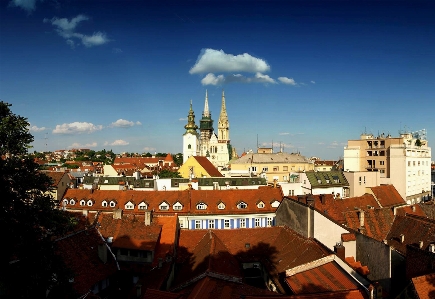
[138,203,147,210]
[109,201,116,207]
[159,202,169,210]
[209,220,215,229]
[173,203,183,210]
[87,200,93,207]
[218,202,225,210]
[80,200,86,206]
[267,217,273,227]
[240,219,246,228]
[238,202,247,209]
[195,220,202,229]
[257,202,265,208]
[255,218,260,227]
[196,202,207,210]
[224,219,230,229]
[125,202,134,210]
[102,201,108,207]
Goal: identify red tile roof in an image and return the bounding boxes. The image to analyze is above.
[45,171,68,186]
[285,261,360,294]
[370,185,406,208]
[54,227,118,295]
[192,156,224,177]
[345,257,370,276]
[386,214,435,255]
[62,187,282,216]
[343,208,395,241]
[412,273,435,299]
[175,227,331,291]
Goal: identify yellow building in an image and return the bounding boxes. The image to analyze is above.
[229,151,314,183]
[178,156,224,179]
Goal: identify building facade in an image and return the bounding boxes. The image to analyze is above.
[182,90,235,168]
[344,131,432,203]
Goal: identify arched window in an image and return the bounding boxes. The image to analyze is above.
[237,202,247,209]
[102,201,108,207]
[196,202,207,210]
[188,144,191,149]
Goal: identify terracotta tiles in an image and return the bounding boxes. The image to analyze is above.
[45,171,67,186]
[386,214,435,256]
[285,261,360,294]
[343,208,395,241]
[62,187,282,215]
[412,273,435,299]
[54,227,118,295]
[395,204,426,217]
[370,185,406,208]
[191,156,224,177]
[345,257,370,276]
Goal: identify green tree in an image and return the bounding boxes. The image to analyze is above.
[0,102,73,298]
[154,169,182,178]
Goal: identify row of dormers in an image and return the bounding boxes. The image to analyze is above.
[62,198,280,211]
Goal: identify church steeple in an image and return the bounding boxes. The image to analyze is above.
[184,100,198,134]
[218,90,230,142]
[203,90,210,117]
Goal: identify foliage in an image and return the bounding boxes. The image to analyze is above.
[154,168,182,178]
[415,139,422,147]
[0,102,73,298]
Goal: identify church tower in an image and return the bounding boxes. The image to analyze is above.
[199,90,213,156]
[218,90,230,142]
[182,100,199,163]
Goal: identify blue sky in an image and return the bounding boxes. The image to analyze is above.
[1,0,434,160]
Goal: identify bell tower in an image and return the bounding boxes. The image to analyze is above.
[218,90,230,143]
[183,100,199,163]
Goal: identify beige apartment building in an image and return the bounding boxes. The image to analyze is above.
[229,149,314,183]
[344,132,431,203]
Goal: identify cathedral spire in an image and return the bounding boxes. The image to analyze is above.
[219,90,228,121]
[218,90,230,142]
[184,100,198,134]
[203,89,210,118]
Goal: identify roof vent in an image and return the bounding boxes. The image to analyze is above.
[429,244,435,253]
[400,234,405,243]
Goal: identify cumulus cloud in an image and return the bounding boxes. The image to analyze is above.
[52,122,103,134]
[9,0,40,13]
[28,125,46,132]
[278,77,297,86]
[201,72,276,86]
[43,15,111,48]
[104,139,129,146]
[190,49,270,74]
[111,119,134,128]
[68,142,98,148]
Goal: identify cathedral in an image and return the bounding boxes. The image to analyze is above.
[182,90,236,168]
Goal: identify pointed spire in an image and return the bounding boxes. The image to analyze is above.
[203,89,210,117]
[184,100,198,134]
[219,89,228,121]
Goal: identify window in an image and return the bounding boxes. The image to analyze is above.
[267,217,273,227]
[173,203,183,210]
[109,201,116,207]
[240,219,246,228]
[102,201,108,207]
[125,203,134,210]
[87,200,93,207]
[195,220,202,229]
[218,202,225,209]
[273,166,279,171]
[289,190,294,196]
[408,161,411,167]
[250,166,257,172]
[138,203,147,210]
[80,200,86,206]
[224,219,230,228]
[209,220,215,229]
[188,144,191,149]
[380,170,385,174]
[283,166,288,171]
[196,202,207,210]
[255,218,261,227]
[237,202,247,209]
[179,219,184,228]
[159,203,169,210]
[380,161,385,165]
[262,167,269,172]
[257,202,265,208]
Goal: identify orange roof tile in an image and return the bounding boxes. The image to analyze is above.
[370,185,406,208]
[343,208,395,241]
[412,273,435,299]
[192,156,224,177]
[285,261,360,294]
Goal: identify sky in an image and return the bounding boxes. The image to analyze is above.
[1,0,434,160]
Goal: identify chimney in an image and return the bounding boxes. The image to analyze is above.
[412,205,416,212]
[419,241,424,249]
[113,209,123,219]
[429,244,435,253]
[306,194,314,206]
[144,211,152,226]
[358,210,365,227]
[400,234,405,243]
[319,194,325,204]
[273,179,277,188]
[334,242,345,260]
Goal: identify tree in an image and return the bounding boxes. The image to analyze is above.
[0,102,73,298]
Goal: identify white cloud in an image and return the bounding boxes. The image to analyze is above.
[44,15,89,31]
[201,72,276,86]
[201,73,225,85]
[135,121,142,125]
[9,0,39,13]
[52,122,103,134]
[68,142,98,148]
[278,77,297,86]
[279,132,290,136]
[43,15,110,48]
[190,49,270,74]
[112,48,123,54]
[111,119,135,128]
[179,118,187,121]
[106,139,129,146]
[143,147,156,151]
[311,80,316,84]
[81,32,110,47]
[28,125,46,132]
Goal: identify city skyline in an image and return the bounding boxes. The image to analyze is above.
[1,0,434,160]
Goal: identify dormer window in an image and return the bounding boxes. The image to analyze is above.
[69,199,75,205]
[173,202,183,210]
[87,200,93,206]
[63,199,69,206]
[125,201,134,210]
[270,200,280,208]
[196,202,207,210]
[109,201,116,208]
[102,201,108,207]
[257,202,265,208]
[138,202,148,210]
[159,202,169,210]
[218,202,225,210]
[80,200,86,206]
[237,202,247,209]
